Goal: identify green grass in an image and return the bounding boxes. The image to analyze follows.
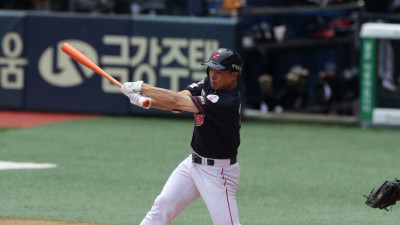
[0,127,14,133]
[0,117,400,225]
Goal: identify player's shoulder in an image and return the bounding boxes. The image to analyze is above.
[209,88,240,107]
[202,76,211,86]
[218,87,240,100]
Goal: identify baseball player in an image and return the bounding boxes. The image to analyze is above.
[121,48,242,225]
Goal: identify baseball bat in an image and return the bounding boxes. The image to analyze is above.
[61,42,150,108]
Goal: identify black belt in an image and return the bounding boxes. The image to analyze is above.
[191,153,237,166]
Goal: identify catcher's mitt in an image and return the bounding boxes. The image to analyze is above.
[363,179,400,211]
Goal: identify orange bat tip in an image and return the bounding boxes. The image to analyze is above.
[61,42,70,48]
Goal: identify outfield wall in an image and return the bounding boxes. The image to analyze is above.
[0,11,240,115]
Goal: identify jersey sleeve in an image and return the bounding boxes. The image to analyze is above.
[190,96,206,114]
[190,93,233,118]
[186,78,206,96]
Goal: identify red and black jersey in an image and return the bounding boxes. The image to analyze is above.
[186,76,241,160]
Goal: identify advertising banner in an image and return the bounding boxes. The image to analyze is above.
[0,11,27,109]
[25,14,132,114]
[360,38,376,125]
[2,12,238,115]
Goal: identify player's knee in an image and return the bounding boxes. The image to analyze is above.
[151,194,177,217]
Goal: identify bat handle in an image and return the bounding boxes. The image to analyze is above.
[137,95,151,109]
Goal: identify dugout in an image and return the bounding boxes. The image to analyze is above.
[360,22,400,127]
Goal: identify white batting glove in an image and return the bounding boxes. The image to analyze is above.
[127,93,152,109]
[121,81,143,96]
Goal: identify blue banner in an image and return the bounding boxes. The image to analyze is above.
[0,11,26,109]
[0,12,239,115]
[25,14,132,114]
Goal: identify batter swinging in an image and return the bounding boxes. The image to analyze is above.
[121,48,242,225]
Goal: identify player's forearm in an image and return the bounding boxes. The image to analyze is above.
[141,84,184,109]
[149,99,174,111]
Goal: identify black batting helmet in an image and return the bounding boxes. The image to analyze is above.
[202,48,242,75]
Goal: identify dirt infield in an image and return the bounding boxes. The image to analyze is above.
[0,218,106,225]
[0,110,102,128]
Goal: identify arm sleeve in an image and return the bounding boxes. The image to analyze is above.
[190,96,206,114]
[186,78,206,96]
[190,94,231,119]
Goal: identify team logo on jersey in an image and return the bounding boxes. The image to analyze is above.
[207,95,219,103]
[194,114,205,126]
[211,51,221,60]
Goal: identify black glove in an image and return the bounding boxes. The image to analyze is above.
[364,179,400,211]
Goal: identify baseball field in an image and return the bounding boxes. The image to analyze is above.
[1,114,400,225]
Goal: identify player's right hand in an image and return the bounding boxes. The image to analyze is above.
[127,93,151,109]
[121,81,143,96]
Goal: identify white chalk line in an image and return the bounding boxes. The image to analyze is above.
[0,161,57,171]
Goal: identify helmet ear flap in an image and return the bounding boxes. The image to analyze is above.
[206,67,210,76]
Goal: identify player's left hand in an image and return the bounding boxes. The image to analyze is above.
[121,81,143,96]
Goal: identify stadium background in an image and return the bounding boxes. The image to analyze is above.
[1,0,400,224]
